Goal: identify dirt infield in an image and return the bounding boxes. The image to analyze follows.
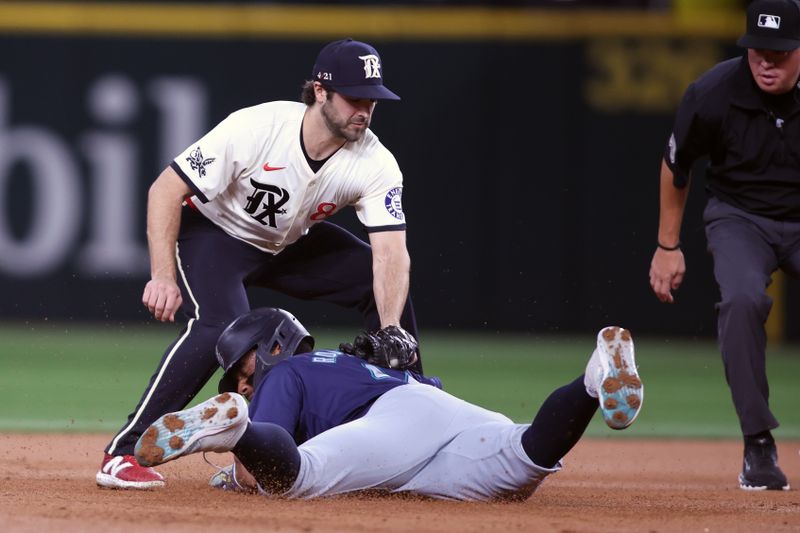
[1,434,799,532]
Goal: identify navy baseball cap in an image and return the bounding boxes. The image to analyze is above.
[737,0,800,51]
[312,38,400,101]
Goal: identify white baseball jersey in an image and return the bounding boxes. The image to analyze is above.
[171,101,406,254]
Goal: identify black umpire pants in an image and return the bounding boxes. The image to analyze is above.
[106,207,418,456]
[703,197,800,437]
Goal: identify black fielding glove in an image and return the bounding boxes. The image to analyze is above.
[339,326,418,370]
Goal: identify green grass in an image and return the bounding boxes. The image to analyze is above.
[1,322,798,439]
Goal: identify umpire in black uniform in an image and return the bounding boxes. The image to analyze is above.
[649,0,800,491]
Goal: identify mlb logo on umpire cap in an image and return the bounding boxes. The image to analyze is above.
[312,38,401,101]
[759,14,781,28]
[737,0,800,51]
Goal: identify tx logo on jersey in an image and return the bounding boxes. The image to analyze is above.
[244,178,290,228]
[359,54,382,79]
[186,146,215,178]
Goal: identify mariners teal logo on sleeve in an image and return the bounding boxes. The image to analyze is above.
[186,146,215,178]
[384,187,404,220]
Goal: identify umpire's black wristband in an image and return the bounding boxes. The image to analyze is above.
[657,241,681,251]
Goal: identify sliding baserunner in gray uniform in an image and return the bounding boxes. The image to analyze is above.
[134,308,644,502]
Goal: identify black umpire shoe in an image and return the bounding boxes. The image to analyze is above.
[738,436,790,491]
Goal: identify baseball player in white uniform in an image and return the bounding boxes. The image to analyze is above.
[134,308,645,502]
[177,99,406,254]
[97,39,422,490]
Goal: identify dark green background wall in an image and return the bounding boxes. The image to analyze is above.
[0,4,796,339]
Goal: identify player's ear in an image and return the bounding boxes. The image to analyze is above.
[313,82,328,104]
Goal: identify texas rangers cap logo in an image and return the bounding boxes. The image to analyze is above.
[358,54,382,79]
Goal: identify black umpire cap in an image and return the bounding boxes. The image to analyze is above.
[738,0,800,51]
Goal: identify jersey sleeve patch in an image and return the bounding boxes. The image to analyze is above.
[384,187,404,220]
[185,146,216,178]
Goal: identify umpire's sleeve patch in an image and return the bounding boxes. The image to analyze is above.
[668,133,677,165]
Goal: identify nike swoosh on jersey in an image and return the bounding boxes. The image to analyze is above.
[263,163,286,171]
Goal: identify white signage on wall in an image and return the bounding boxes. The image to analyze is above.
[0,75,207,278]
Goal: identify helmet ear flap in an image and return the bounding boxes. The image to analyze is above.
[252,339,288,387]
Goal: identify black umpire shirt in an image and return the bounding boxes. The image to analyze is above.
[665,56,800,220]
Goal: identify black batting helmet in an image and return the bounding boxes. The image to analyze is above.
[216,307,314,394]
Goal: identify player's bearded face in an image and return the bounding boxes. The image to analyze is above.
[747,48,800,94]
[321,93,375,142]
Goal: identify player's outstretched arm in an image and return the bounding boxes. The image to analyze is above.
[649,160,688,304]
[368,229,410,327]
[142,166,191,322]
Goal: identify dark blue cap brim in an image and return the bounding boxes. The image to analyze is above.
[333,84,401,101]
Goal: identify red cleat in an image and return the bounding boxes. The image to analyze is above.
[96,453,165,489]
